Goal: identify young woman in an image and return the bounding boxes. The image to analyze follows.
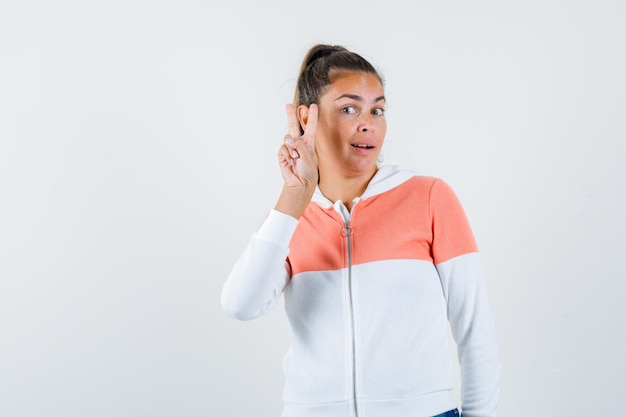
[221,44,500,417]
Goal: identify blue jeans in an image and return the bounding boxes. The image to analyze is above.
[433,409,460,417]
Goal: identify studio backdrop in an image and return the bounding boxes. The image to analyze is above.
[1,1,624,416]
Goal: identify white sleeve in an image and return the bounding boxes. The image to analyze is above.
[437,253,500,417]
[220,209,299,321]
[429,179,500,417]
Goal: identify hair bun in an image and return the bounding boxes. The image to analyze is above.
[306,47,339,67]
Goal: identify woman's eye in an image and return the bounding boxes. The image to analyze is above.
[342,106,357,114]
[372,108,385,116]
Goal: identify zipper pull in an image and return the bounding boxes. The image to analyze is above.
[341,224,353,237]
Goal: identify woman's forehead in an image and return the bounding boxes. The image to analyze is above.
[324,72,384,100]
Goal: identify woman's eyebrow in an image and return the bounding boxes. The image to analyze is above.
[334,94,386,102]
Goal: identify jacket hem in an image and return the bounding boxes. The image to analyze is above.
[281,391,456,417]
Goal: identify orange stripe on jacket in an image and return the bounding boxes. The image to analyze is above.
[288,176,478,276]
[428,178,479,264]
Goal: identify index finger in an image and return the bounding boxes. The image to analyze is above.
[285,104,301,140]
[302,103,318,146]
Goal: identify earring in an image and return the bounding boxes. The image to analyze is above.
[377,152,384,164]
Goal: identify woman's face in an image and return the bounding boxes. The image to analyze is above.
[305,71,386,180]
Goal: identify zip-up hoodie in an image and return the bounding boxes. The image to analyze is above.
[221,166,500,417]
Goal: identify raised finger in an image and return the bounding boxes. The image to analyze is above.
[285,104,302,140]
[302,103,318,146]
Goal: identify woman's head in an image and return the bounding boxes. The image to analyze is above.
[294,44,387,184]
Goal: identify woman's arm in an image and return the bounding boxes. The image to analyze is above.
[221,210,298,321]
[430,179,500,417]
[221,104,319,320]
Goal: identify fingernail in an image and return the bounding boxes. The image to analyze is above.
[285,138,294,144]
[290,150,299,158]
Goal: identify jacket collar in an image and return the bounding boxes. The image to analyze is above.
[311,165,416,209]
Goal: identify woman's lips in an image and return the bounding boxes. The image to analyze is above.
[351,143,376,154]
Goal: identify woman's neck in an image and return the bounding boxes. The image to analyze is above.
[318,167,378,211]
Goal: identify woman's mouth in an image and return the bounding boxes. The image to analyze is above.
[351,143,376,155]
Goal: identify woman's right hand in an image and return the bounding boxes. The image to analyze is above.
[274,103,319,218]
[278,103,318,189]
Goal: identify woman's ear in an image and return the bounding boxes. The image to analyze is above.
[297,105,309,133]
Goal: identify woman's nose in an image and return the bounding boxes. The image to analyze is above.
[358,114,375,132]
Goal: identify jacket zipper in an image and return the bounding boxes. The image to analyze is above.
[341,212,358,417]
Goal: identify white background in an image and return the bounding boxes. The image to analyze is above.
[1,1,625,416]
